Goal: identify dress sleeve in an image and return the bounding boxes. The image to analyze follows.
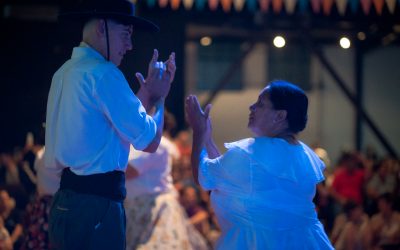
[198,149,222,190]
[301,143,326,184]
[198,147,250,191]
[94,67,157,150]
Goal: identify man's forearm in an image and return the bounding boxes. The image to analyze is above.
[152,99,165,136]
[136,88,158,112]
[143,99,164,153]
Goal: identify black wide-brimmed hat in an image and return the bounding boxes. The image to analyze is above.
[58,0,159,32]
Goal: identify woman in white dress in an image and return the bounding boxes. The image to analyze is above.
[124,112,210,250]
[185,80,334,250]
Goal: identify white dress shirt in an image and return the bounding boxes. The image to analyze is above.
[45,43,157,176]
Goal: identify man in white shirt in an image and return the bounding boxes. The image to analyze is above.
[44,0,176,249]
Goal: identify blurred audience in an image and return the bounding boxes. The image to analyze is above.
[0,129,399,249]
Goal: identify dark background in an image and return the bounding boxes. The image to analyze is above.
[0,2,187,151]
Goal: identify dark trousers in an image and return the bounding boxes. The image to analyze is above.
[49,189,126,250]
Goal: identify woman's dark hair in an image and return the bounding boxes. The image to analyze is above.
[266,80,308,133]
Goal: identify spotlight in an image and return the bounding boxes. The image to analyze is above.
[200,36,212,46]
[339,37,351,49]
[357,32,366,41]
[273,36,286,48]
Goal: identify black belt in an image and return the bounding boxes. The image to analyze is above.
[59,168,126,202]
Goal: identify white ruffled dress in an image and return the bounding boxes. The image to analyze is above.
[199,137,334,250]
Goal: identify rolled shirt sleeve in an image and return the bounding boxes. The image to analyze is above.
[94,68,156,150]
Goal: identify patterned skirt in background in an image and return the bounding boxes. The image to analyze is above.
[125,192,210,250]
[20,195,53,250]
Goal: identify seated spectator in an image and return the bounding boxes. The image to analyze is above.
[172,131,197,193]
[0,151,33,210]
[0,153,20,186]
[313,146,335,233]
[174,130,192,160]
[370,193,400,250]
[180,185,210,237]
[21,146,59,250]
[331,200,371,250]
[330,151,365,215]
[366,159,397,215]
[0,217,12,250]
[0,189,24,250]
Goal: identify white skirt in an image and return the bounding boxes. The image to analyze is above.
[125,192,210,250]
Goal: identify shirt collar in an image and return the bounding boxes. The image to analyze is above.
[71,42,106,61]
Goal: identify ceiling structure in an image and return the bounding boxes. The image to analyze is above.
[0,0,398,155]
[138,0,400,50]
[1,0,399,48]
